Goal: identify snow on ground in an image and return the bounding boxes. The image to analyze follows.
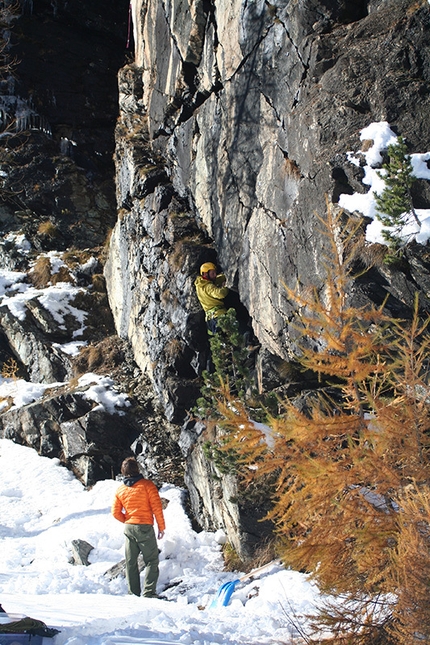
[339,121,430,245]
[0,439,320,645]
[0,373,130,414]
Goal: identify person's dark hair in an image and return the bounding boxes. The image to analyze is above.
[121,457,140,477]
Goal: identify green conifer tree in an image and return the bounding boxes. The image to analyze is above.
[375,136,420,250]
[195,308,253,419]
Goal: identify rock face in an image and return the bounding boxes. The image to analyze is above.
[0,381,138,485]
[107,0,430,387]
[1,0,430,558]
[105,0,430,553]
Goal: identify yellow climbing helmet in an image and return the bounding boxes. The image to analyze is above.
[200,262,217,275]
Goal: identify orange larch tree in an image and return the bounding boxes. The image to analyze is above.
[210,204,430,644]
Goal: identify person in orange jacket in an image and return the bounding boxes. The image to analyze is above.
[111,457,166,598]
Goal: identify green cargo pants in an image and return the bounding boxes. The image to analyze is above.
[123,523,159,597]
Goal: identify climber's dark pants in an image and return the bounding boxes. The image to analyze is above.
[206,318,218,335]
[124,524,159,597]
[205,318,218,372]
[207,315,251,344]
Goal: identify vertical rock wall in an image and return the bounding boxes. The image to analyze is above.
[107,0,430,417]
[105,0,430,554]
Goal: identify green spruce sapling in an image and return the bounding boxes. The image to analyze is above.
[195,308,253,419]
[375,136,420,250]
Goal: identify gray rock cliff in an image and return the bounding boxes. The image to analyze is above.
[104,0,430,553]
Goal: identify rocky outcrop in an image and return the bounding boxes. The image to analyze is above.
[0,0,183,491]
[0,381,138,485]
[1,0,430,557]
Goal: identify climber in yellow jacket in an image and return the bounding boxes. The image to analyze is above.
[194,262,229,334]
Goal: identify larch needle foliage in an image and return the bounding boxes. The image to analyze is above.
[215,204,430,644]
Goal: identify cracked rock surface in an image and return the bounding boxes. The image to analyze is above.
[105,0,430,553]
[108,0,430,399]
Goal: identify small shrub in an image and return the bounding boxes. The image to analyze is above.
[62,248,93,268]
[375,136,420,250]
[100,228,113,264]
[195,308,254,420]
[37,220,59,239]
[222,543,245,572]
[31,256,74,287]
[1,357,19,379]
[31,256,51,288]
[91,274,106,293]
[51,265,74,284]
[169,235,205,270]
[71,290,114,340]
[249,538,278,570]
[73,337,125,376]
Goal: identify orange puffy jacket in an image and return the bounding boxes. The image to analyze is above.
[111,477,166,531]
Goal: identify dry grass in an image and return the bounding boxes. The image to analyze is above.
[138,164,158,176]
[70,290,115,341]
[222,538,278,574]
[0,396,13,412]
[91,274,107,293]
[74,345,105,373]
[66,375,81,391]
[361,139,373,153]
[358,242,388,268]
[31,256,74,287]
[100,228,113,264]
[37,220,59,238]
[284,157,301,179]
[31,256,52,288]
[51,265,74,284]
[406,0,427,16]
[248,538,278,570]
[169,234,204,270]
[62,248,92,268]
[161,288,179,307]
[266,2,278,18]
[117,113,147,141]
[170,242,186,270]
[1,357,19,379]
[164,338,183,360]
[222,543,245,572]
[73,337,125,377]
